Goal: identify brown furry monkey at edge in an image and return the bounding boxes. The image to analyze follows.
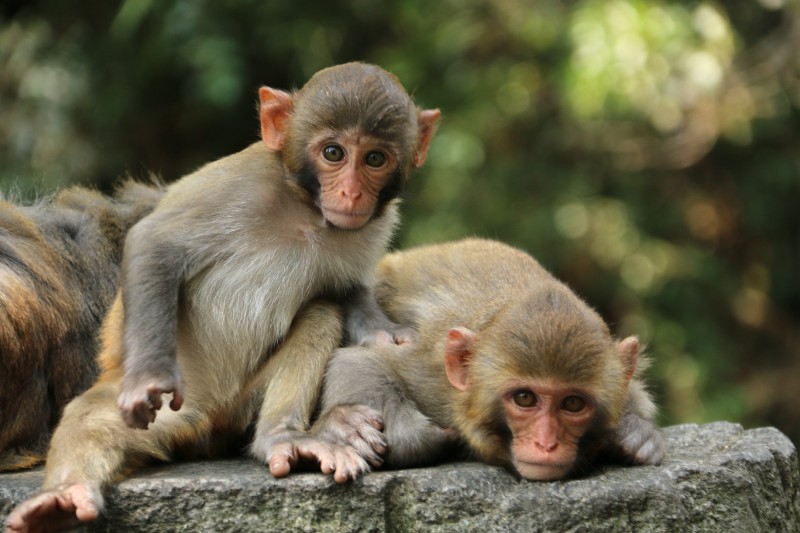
[0,181,163,473]
[5,62,440,533]
[312,238,665,480]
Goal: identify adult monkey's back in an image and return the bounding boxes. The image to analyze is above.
[0,181,163,472]
[5,62,440,533]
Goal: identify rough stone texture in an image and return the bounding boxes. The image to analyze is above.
[1,422,797,532]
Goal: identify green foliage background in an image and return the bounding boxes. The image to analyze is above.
[2,0,798,444]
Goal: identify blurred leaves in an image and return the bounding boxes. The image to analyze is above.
[1,0,799,444]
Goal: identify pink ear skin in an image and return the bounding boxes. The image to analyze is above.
[617,336,640,383]
[413,109,441,168]
[259,87,294,151]
[444,327,478,391]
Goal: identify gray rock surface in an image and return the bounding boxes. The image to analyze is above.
[1,422,797,532]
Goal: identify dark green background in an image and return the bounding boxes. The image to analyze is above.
[1,0,798,445]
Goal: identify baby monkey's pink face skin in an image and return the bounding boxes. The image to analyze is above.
[502,379,597,480]
[310,131,399,230]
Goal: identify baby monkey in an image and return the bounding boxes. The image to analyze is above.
[313,238,665,480]
[5,62,439,532]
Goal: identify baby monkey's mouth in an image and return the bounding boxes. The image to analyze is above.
[321,207,373,230]
[513,459,572,481]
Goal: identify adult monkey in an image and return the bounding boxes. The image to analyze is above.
[5,62,440,532]
[0,181,163,472]
[313,239,665,480]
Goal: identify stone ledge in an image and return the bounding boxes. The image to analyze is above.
[1,422,797,532]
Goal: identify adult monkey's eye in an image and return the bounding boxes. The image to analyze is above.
[322,144,345,162]
[512,390,537,408]
[562,395,586,413]
[364,151,387,168]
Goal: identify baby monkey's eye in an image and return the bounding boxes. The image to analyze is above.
[322,144,345,162]
[364,151,387,168]
[561,395,586,413]
[512,390,537,408]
